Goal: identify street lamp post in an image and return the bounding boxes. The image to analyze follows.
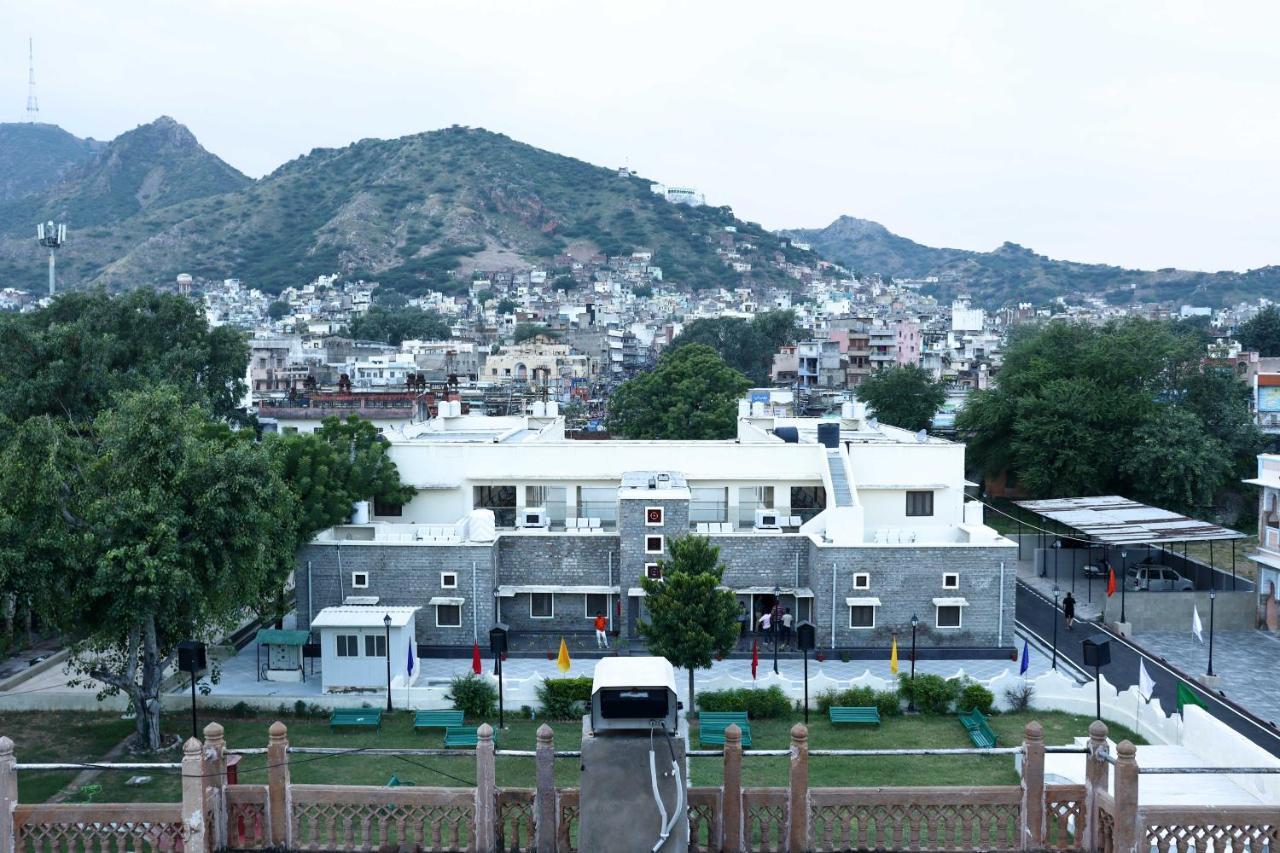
[1051,586,1061,670]
[1207,588,1216,678]
[907,614,918,713]
[1120,550,1128,625]
[383,613,393,713]
[772,584,781,675]
[1053,539,1062,586]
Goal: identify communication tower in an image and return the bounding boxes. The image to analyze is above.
[36,220,66,297]
[26,37,39,122]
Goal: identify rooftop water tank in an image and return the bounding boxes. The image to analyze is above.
[773,426,799,443]
[817,422,840,449]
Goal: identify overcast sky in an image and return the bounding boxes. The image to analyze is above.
[3,1,1277,272]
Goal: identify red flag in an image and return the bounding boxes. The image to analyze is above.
[751,640,759,680]
[472,643,483,675]
[1106,565,1116,598]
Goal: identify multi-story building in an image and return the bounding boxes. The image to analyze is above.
[295,402,1016,652]
[1246,453,1280,632]
[483,343,594,387]
[258,390,430,434]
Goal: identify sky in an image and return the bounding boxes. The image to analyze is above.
[2,1,1277,272]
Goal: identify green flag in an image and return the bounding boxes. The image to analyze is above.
[1176,682,1206,712]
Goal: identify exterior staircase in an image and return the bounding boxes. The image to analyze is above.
[826,449,854,507]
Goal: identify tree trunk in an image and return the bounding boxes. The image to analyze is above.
[136,615,164,751]
[688,666,696,719]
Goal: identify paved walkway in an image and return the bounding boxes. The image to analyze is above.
[1128,629,1280,726]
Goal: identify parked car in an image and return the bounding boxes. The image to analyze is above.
[1081,563,1109,578]
[1129,566,1193,592]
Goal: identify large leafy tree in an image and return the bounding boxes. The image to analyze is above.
[855,365,947,432]
[1238,305,1280,357]
[671,310,799,385]
[348,305,451,345]
[637,536,740,711]
[0,387,298,750]
[608,344,749,439]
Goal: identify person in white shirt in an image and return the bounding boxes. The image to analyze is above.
[758,610,772,639]
[781,608,794,648]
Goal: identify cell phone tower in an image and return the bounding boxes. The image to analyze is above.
[26,37,39,123]
[37,220,66,297]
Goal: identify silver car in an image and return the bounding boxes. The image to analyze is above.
[1129,566,1193,592]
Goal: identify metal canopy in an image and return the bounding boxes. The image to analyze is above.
[1014,496,1247,545]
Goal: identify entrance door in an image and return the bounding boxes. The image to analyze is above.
[752,594,779,633]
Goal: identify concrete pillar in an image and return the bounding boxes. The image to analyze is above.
[723,724,743,853]
[266,721,291,849]
[180,737,208,853]
[203,722,227,851]
[475,723,497,853]
[534,724,556,853]
[1112,740,1139,853]
[0,736,17,853]
[787,724,809,853]
[1082,721,1109,853]
[1020,721,1045,850]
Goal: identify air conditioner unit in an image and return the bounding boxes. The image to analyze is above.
[520,507,549,528]
[754,509,781,529]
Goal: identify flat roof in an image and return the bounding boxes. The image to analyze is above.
[1014,496,1247,544]
[311,606,420,629]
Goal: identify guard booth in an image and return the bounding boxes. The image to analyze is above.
[254,629,310,682]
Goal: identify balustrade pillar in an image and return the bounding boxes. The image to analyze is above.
[203,722,227,850]
[723,724,743,853]
[475,723,497,853]
[1112,740,1139,853]
[1020,721,1045,850]
[1082,720,1109,852]
[266,721,291,849]
[0,736,16,853]
[787,723,808,853]
[181,737,208,853]
[534,724,556,853]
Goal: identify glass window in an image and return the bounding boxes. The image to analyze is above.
[364,634,387,657]
[689,486,728,524]
[853,573,870,589]
[849,606,876,629]
[351,572,369,589]
[943,573,959,589]
[578,486,618,529]
[936,605,962,628]
[906,491,934,517]
[441,572,458,588]
[436,604,462,628]
[531,593,554,619]
[790,486,826,523]
[585,593,609,618]
[373,497,402,517]
[336,635,358,657]
[474,485,517,528]
[738,486,775,528]
[645,535,664,554]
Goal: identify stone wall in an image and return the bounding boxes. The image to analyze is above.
[618,496,690,637]
[495,534,620,633]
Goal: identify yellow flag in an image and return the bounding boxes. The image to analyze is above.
[556,638,571,673]
[890,634,899,675]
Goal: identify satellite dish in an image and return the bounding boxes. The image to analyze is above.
[916,429,928,443]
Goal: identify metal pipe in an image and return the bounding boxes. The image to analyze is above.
[830,562,837,650]
[997,562,1005,647]
[17,762,184,771]
[1138,767,1280,775]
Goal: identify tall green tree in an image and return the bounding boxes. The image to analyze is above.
[1238,305,1280,356]
[637,536,740,711]
[855,365,947,432]
[349,305,451,345]
[0,387,298,750]
[608,344,749,439]
[671,310,799,385]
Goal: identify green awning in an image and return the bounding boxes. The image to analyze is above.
[255,629,310,646]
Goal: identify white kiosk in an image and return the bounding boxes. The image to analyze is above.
[312,606,420,694]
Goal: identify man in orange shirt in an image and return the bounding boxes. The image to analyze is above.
[594,612,609,649]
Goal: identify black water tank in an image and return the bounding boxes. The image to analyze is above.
[817,422,840,449]
[773,426,799,443]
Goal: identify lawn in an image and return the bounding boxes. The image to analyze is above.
[0,708,1140,803]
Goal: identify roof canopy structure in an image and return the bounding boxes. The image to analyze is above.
[1014,496,1247,545]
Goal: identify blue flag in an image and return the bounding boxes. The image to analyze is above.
[1019,639,1030,675]
[406,641,415,677]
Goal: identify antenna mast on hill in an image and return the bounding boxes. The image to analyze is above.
[26,37,39,123]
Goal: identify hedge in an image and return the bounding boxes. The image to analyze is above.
[696,686,791,719]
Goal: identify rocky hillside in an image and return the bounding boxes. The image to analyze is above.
[0,120,793,295]
[784,215,1280,308]
[0,122,104,203]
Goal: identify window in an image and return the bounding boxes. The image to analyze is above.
[645,507,664,526]
[373,497,403,517]
[530,593,554,619]
[790,486,826,523]
[351,572,369,589]
[849,606,876,629]
[436,604,462,628]
[852,573,870,589]
[474,485,517,528]
[942,573,959,590]
[645,563,662,580]
[364,634,388,657]
[737,486,775,529]
[441,572,458,589]
[282,426,298,435]
[585,593,609,618]
[336,635,358,657]
[645,535,664,554]
[906,491,934,517]
[936,605,962,629]
[689,487,728,524]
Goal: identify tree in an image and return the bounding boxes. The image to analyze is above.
[636,536,740,711]
[855,365,947,432]
[513,323,557,343]
[267,300,290,320]
[608,344,749,439]
[632,285,653,298]
[1239,305,1280,356]
[495,298,517,315]
[670,311,799,385]
[0,387,298,750]
[551,274,577,291]
[348,305,451,345]
[1120,406,1232,514]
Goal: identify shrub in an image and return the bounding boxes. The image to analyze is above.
[959,682,995,715]
[898,673,960,715]
[815,686,902,717]
[294,699,309,717]
[696,686,791,719]
[447,673,497,719]
[536,676,594,720]
[1004,681,1036,713]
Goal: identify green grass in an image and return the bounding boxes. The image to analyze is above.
[0,709,1138,802]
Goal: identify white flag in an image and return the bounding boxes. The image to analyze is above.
[1138,659,1155,702]
[1192,605,1204,643]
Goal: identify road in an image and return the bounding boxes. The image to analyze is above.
[1016,580,1280,758]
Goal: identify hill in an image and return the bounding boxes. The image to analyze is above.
[0,121,795,295]
[0,122,103,203]
[784,215,1280,308]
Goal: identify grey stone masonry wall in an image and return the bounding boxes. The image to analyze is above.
[618,495,690,638]
[808,543,1018,650]
[495,533,621,634]
[296,542,498,646]
[707,535,811,590]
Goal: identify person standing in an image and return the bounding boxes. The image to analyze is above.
[736,601,749,642]
[781,607,794,649]
[758,608,772,640]
[1062,592,1076,631]
[594,612,609,649]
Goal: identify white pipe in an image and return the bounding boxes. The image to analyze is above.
[649,745,669,851]
[998,561,1005,647]
[831,563,837,650]
[472,561,478,644]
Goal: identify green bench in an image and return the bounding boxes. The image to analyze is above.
[959,708,997,748]
[698,711,752,747]
[828,706,881,726]
[414,709,464,732]
[329,707,383,731]
[443,726,497,748]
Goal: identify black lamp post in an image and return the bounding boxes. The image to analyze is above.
[907,614,918,713]
[1120,550,1128,624]
[1052,539,1062,586]
[383,613,393,712]
[772,584,781,675]
[1207,588,1216,678]
[1051,586,1060,670]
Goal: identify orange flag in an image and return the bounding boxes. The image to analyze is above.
[556,638,571,673]
[1106,565,1116,598]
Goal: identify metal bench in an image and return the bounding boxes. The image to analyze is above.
[828,706,881,726]
[698,711,752,747]
[330,707,383,731]
[443,726,497,748]
[959,708,997,748]
[414,709,464,732]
